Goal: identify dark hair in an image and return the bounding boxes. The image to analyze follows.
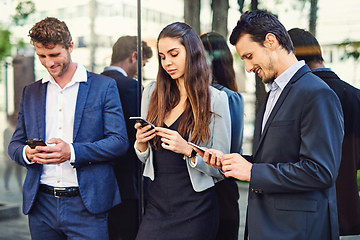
[147,22,212,147]
[28,17,72,49]
[287,28,324,63]
[229,10,294,54]
[111,36,153,64]
[200,32,238,92]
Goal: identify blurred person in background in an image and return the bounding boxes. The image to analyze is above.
[288,27,360,236]
[3,113,23,193]
[200,31,244,240]
[101,35,153,240]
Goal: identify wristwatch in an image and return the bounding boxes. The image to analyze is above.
[188,149,197,158]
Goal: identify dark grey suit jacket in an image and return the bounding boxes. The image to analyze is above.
[246,65,344,240]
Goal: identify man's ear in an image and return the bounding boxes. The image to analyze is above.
[68,41,74,53]
[130,51,137,63]
[264,33,277,50]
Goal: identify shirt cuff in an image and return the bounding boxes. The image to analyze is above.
[188,155,198,167]
[134,141,150,158]
[22,145,34,165]
[69,143,75,163]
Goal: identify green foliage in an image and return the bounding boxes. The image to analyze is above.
[0,27,11,61]
[338,40,360,62]
[12,0,36,26]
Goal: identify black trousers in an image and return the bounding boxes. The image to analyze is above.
[215,179,240,240]
[108,199,139,240]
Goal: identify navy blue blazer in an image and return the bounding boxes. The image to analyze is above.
[246,65,344,240]
[8,71,129,215]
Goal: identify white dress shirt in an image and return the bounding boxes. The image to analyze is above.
[262,61,305,132]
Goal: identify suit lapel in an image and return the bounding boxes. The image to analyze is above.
[253,65,310,158]
[252,93,268,155]
[73,72,91,141]
[37,81,48,140]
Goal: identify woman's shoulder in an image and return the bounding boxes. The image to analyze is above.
[209,85,229,109]
[209,85,229,100]
[143,81,156,98]
[212,83,242,99]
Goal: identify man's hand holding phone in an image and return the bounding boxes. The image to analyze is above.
[25,138,71,165]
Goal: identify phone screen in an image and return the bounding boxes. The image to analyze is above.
[129,117,156,129]
[26,139,47,149]
[188,142,212,155]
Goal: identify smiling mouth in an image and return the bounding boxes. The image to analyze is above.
[254,68,262,77]
[49,65,59,71]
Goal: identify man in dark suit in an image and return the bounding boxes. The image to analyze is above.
[8,17,129,240]
[101,36,153,240]
[200,10,344,240]
[288,27,360,236]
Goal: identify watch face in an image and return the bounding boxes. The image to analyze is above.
[190,149,197,158]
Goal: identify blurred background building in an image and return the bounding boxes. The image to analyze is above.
[0,0,359,155]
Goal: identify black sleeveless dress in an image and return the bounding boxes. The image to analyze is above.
[135,116,219,240]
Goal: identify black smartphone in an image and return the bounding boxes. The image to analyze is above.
[26,139,47,149]
[129,117,156,129]
[188,142,212,156]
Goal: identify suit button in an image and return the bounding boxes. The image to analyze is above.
[89,162,92,165]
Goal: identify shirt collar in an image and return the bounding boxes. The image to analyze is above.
[266,60,305,91]
[42,63,88,85]
[103,66,128,77]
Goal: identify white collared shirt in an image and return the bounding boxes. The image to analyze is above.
[262,61,305,132]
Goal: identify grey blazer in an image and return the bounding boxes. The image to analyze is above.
[135,81,231,192]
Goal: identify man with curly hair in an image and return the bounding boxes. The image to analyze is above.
[8,17,129,240]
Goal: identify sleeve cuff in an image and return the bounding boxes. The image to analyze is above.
[22,145,34,165]
[188,155,198,167]
[69,143,75,163]
[134,141,150,158]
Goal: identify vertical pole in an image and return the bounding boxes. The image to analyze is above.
[137,0,144,225]
[89,0,97,71]
[5,60,9,116]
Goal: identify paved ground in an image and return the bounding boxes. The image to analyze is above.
[0,158,30,240]
[1,157,359,240]
[0,158,248,240]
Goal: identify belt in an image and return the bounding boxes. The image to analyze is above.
[39,184,80,198]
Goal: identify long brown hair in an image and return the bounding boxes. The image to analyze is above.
[147,22,212,149]
[200,32,238,92]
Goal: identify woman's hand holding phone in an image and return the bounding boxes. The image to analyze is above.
[188,142,224,169]
[132,117,157,152]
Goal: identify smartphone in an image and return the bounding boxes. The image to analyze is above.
[188,142,212,156]
[129,116,156,129]
[26,139,47,149]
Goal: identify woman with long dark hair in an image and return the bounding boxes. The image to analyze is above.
[134,22,231,239]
